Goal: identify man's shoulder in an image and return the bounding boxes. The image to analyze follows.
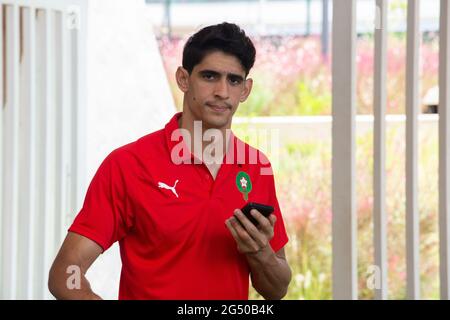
[106,128,167,164]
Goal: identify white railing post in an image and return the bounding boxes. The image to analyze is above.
[439,0,450,300]
[34,8,47,299]
[54,10,69,267]
[2,4,20,300]
[0,3,4,299]
[42,8,57,299]
[17,6,38,299]
[406,0,421,300]
[373,0,388,300]
[332,0,357,300]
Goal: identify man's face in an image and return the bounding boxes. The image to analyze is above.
[176,51,253,130]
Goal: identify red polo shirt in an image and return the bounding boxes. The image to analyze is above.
[69,112,288,300]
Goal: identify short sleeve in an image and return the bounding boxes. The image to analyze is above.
[265,167,289,253]
[68,151,133,252]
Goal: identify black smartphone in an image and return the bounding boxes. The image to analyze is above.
[238,202,274,226]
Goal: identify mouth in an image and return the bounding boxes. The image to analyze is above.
[206,103,231,113]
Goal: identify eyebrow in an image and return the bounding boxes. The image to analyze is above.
[198,69,245,82]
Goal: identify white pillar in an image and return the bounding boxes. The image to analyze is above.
[439,0,450,300]
[332,0,357,300]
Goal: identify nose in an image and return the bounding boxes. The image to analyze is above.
[213,79,229,99]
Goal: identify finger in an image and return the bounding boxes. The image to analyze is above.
[229,216,260,252]
[227,218,255,251]
[250,209,272,232]
[225,218,241,242]
[234,209,259,234]
[249,210,274,241]
[234,209,267,245]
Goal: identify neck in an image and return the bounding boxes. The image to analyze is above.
[178,111,231,164]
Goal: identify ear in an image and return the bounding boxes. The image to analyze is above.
[239,78,253,103]
[176,66,190,93]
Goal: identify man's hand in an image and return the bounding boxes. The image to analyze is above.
[225,208,276,255]
[225,208,291,300]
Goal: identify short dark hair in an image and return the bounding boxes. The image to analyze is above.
[182,22,256,77]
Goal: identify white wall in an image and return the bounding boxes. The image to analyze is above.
[82,0,176,300]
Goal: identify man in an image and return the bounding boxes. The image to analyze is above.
[48,22,291,300]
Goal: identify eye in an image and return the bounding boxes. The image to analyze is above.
[229,77,243,85]
[202,73,216,81]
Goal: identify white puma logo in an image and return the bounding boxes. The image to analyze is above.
[158,180,179,198]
